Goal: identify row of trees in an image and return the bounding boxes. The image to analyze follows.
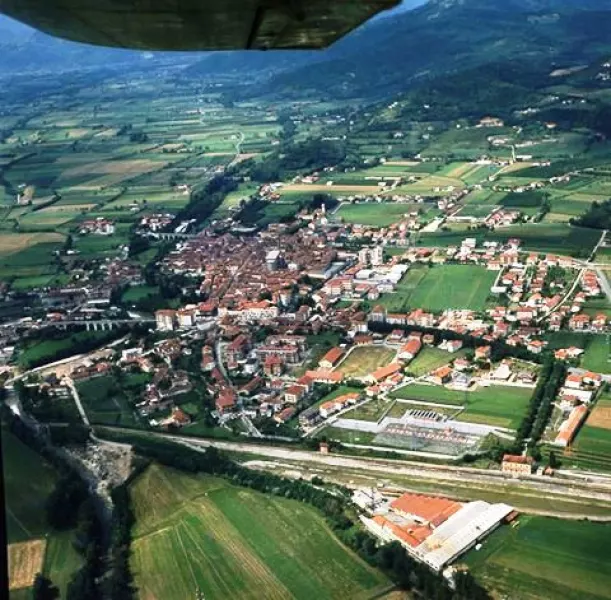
[107,472,142,600]
[512,358,565,455]
[249,138,346,183]
[572,199,611,231]
[528,361,566,446]
[100,432,490,600]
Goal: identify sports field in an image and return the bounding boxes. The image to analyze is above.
[336,345,396,378]
[378,264,496,313]
[463,516,611,600]
[130,464,390,600]
[390,384,532,429]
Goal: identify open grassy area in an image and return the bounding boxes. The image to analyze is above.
[3,426,83,597]
[121,284,159,303]
[581,335,611,374]
[129,464,390,600]
[336,345,396,378]
[379,264,496,313]
[390,384,532,429]
[544,332,611,374]
[462,516,611,600]
[416,223,601,255]
[335,202,422,227]
[341,398,393,422]
[407,346,466,377]
[18,330,120,369]
[77,374,141,427]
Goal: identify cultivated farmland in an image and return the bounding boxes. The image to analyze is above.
[463,516,611,600]
[569,394,611,473]
[3,426,83,596]
[129,464,390,600]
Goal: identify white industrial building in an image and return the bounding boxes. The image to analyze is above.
[361,493,514,573]
[415,501,514,571]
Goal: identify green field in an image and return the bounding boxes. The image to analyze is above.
[18,330,119,369]
[121,284,159,303]
[544,332,611,374]
[407,346,466,376]
[463,516,611,600]
[416,224,601,255]
[378,264,496,313]
[581,335,611,374]
[390,383,533,428]
[3,426,83,597]
[336,345,396,378]
[77,375,141,427]
[129,464,390,600]
[335,202,422,227]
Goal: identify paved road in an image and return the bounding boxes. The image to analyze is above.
[596,266,611,304]
[65,378,90,426]
[537,268,584,324]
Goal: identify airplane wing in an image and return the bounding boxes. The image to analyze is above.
[0,0,400,51]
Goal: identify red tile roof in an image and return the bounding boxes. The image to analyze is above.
[390,493,461,527]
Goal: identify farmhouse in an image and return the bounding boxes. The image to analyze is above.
[398,339,422,362]
[319,347,344,369]
[319,392,360,418]
[430,366,453,385]
[554,404,589,447]
[367,362,403,384]
[501,454,533,476]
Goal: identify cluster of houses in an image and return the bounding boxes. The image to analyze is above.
[79,217,115,236]
[553,369,604,447]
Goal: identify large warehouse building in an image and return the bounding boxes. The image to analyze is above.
[360,492,514,572]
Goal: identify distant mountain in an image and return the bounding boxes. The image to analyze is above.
[258,0,611,98]
[3,0,611,99]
